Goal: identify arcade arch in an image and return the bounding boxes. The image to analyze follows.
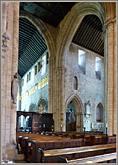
[65,94,84,132]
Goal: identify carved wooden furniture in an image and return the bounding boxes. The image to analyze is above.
[16,111,54,133]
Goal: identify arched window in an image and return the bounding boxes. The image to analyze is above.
[18,115,26,132]
[78,49,86,74]
[41,55,46,76]
[95,57,101,80]
[96,103,103,122]
[74,76,78,90]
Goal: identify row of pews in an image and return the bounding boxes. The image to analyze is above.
[16,131,116,163]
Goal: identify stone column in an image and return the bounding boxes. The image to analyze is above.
[104,25,108,133]
[10,2,19,144]
[1,2,19,160]
[105,18,116,135]
[53,67,66,132]
[113,21,116,135]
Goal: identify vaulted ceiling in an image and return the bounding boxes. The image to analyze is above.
[19,2,104,77]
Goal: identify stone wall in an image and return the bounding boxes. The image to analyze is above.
[1,3,116,160]
[18,50,49,113]
[64,43,104,132]
[2,2,19,160]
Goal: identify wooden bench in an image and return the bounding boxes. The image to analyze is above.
[67,152,116,163]
[32,138,84,162]
[16,132,116,163]
[37,143,116,163]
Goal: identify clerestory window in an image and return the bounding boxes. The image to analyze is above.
[78,49,86,74]
[95,57,101,80]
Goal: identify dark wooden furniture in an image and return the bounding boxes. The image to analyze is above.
[16,132,116,163]
[67,152,116,163]
[16,111,54,133]
[38,144,116,163]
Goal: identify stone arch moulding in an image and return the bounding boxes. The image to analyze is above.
[20,11,56,59]
[65,93,84,132]
[37,97,48,112]
[65,93,84,113]
[57,2,105,68]
[20,11,56,114]
[96,102,104,123]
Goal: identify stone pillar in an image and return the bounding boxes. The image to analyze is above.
[113,21,116,135]
[1,2,19,160]
[10,2,19,144]
[53,67,66,132]
[105,18,116,135]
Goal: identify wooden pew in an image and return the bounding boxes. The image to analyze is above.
[67,152,116,163]
[37,143,116,163]
[32,138,84,162]
[16,132,83,162]
[108,136,116,144]
[16,132,116,163]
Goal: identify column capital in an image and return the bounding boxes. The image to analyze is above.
[105,17,116,27]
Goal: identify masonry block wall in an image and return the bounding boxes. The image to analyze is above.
[64,43,105,132]
[18,50,49,113]
[2,2,19,160]
[1,2,116,161]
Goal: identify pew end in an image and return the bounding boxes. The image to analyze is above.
[38,148,44,163]
[58,156,68,163]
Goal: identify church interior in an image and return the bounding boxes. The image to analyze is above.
[1,1,117,164]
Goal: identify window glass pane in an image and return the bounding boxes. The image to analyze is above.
[31,68,34,83]
[95,57,101,71]
[46,52,49,64]
[78,49,86,74]
[95,57,101,80]
[74,76,78,90]
[38,61,41,72]
[41,55,46,76]
[35,65,37,75]
[29,72,31,80]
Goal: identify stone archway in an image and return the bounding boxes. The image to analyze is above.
[96,103,104,123]
[66,100,76,132]
[37,98,48,114]
[19,12,57,115]
[57,2,105,68]
[65,93,84,132]
[53,2,105,131]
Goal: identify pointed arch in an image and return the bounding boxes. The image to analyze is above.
[65,93,84,132]
[96,102,104,122]
[65,93,84,113]
[57,2,105,68]
[20,11,56,59]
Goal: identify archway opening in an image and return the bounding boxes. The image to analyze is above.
[37,98,48,113]
[66,100,76,132]
[17,18,49,115]
[96,103,104,123]
[18,115,26,132]
[66,14,105,133]
[26,116,32,132]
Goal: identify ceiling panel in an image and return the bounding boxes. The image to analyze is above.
[18,18,47,77]
[72,15,104,56]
